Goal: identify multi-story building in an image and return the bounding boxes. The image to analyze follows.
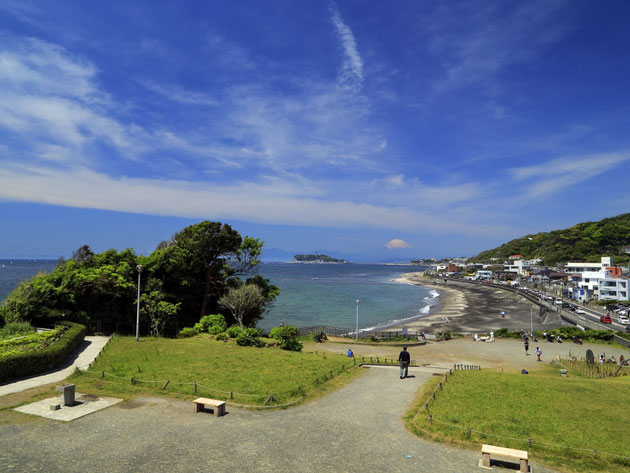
[598,278,630,301]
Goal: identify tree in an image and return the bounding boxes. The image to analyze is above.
[140,279,181,336]
[154,221,264,326]
[219,284,265,328]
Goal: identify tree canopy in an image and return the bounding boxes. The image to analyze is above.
[472,213,630,265]
[0,221,278,332]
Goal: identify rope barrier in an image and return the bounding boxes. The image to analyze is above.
[412,366,630,462]
[79,361,361,404]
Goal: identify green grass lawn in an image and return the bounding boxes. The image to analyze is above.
[70,335,361,406]
[405,365,630,473]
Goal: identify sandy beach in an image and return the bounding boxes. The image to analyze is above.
[384,272,565,334]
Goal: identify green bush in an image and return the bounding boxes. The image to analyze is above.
[0,322,86,383]
[216,332,229,342]
[208,324,226,335]
[0,320,36,339]
[236,328,264,347]
[193,322,204,333]
[178,327,197,338]
[269,325,303,351]
[312,330,328,343]
[225,325,242,338]
[198,314,227,333]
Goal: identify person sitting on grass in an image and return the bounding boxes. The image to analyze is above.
[347,348,354,358]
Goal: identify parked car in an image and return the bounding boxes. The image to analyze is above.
[600,315,612,324]
[618,315,630,325]
[575,309,585,314]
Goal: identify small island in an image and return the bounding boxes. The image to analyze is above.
[292,254,349,264]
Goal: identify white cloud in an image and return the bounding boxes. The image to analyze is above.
[329,1,364,92]
[426,0,570,94]
[510,152,630,198]
[0,164,509,237]
[385,239,412,249]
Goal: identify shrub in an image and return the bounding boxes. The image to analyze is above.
[208,324,226,335]
[178,327,197,338]
[269,325,302,351]
[225,325,242,338]
[0,320,36,339]
[216,332,229,342]
[312,330,328,343]
[0,322,86,383]
[193,322,204,333]
[199,314,227,333]
[236,328,264,347]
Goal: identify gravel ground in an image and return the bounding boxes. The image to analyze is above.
[0,365,559,473]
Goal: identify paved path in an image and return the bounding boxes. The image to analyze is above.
[0,365,559,473]
[0,335,111,396]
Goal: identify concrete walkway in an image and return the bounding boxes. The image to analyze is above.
[0,335,111,396]
[0,365,559,473]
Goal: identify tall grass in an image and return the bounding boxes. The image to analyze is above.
[406,366,630,472]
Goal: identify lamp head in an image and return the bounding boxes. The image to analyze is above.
[137,264,144,273]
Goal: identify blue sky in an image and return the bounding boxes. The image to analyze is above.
[1,1,630,261]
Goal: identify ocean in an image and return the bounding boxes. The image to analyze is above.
[0,260,436,331]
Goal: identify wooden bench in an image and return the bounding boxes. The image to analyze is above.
[481,444,528,472]
[193,397,226,417]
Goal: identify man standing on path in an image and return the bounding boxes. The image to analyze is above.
[536,346,542,362]
[524,337,530,355]
[398,345,410,379]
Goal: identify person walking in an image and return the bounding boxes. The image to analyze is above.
[398,345,410,379]
[524,337,530,355]
[535,346,542,362]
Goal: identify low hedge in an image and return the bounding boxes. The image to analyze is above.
[0,321,86,383]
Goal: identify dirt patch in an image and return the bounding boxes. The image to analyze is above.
[116,399,146,409]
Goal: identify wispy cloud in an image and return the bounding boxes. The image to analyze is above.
[0,164,508,236]
[329,1,364,92]
[426,0,570,94]
[510,152,630,198]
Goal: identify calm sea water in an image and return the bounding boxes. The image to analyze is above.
[0,260,435,330]
[254,263,435,330]
[0,259,58,303]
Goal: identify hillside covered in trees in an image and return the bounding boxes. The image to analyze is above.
[473,213,630,265]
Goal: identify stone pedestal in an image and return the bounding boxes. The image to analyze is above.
[55,384,75,406]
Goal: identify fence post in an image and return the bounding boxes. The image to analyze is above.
[528,438,532,448]
[439,382,442,390]
[467,428,471,437]
[329,370,333,378]
[425,403,429,411]
[230,391,233,400]
[342,364,345,370]
[194,382,197,394]
[101,371,104,379]
[432,392,436,400]
[429,414,433,425]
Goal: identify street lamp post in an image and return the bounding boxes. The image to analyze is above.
[136,264,143,342]
[355,299,360,341]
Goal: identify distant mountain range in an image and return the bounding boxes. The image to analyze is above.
[473,213,630,265]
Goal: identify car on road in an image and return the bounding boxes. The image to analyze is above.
[575,308,586,314]
[600,315,612,324]
[618,315,630,325]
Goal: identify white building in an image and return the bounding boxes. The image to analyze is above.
[474,270,493,280]
[503,259,533,276]
[598,278,630,301]
[565,256,613,274]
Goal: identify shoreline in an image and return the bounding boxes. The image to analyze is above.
[378,272,565,334]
